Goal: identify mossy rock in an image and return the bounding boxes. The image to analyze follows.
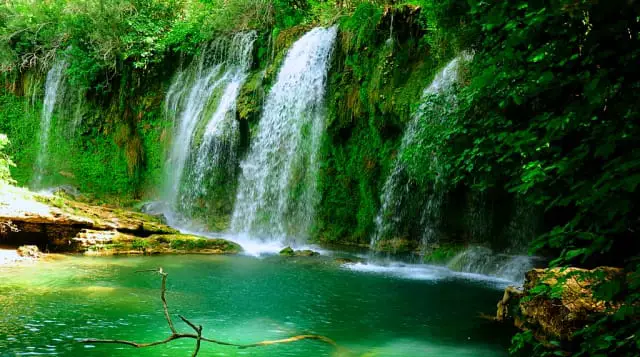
[279,246,320,257]
[279,246,295,256]
[334,257,364,265]
[84,233,242,255]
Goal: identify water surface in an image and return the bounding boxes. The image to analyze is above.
[0,255,512,356]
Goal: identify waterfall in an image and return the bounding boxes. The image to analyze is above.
[163,32,256,223]
[33,59,67,188]
[230,26,338,243]
[189,75,243,200]
[371,53,473,250]
[447,246,538,284]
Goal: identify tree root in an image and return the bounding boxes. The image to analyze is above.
[80,267,338,356]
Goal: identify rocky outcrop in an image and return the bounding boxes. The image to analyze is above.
[496,267,625,343]
[0,186,240,255]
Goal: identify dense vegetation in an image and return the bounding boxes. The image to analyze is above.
[0,0,638,355]
[0,133,15,184]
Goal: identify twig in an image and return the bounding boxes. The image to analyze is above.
[81,268,339,356]
[179,315,202,357]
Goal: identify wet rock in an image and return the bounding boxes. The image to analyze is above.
[139,201,168,224]
[17,245,42,259]
[333,257,365,265]
[372,238,419,254]
[496,286,524,324]
[296,249,320,257]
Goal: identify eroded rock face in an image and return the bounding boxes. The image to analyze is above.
[497,267,624,342]
[0,187,240,255]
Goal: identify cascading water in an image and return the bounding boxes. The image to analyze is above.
[371,53,473,251]
[189,75,243,199]
[230,26,337,244]
[33,59,67,188]
[446,246,538,284]
[163,32,256,224]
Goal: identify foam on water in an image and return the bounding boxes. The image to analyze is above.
[342,261,517,289]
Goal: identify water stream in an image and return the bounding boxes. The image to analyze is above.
[371,53,473,250]
[231,26,337,244]
[33,60,67,188]
[0,255,512,356]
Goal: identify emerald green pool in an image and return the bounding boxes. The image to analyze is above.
[0,255,513,356]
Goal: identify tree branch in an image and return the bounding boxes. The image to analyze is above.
[80,268,338,356]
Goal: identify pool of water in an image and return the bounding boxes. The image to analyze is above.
[0,254,513,356]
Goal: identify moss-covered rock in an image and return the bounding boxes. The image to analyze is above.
[82,232,241,255]
[279,246,320,257]
[0,185,242,255]
[279,246,295,256]
[496,267,625,343]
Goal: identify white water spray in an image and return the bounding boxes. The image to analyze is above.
[446,246,537,284]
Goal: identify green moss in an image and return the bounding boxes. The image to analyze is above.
[279,246,295,256]
[422,243,466,264]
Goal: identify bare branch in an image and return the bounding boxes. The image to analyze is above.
[179,315,203,357]
[80,268,339,355]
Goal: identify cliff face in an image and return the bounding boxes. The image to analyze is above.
[0,4,535,252]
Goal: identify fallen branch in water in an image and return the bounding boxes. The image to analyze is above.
[80,267,338,356]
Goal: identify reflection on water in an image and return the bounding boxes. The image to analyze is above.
[0,255,513,356]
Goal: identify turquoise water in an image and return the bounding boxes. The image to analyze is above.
[0,255,513,356]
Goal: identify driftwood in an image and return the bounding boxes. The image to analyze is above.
[81,268,338,356]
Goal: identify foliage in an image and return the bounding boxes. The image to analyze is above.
[1,0,639,354]
[0,133,16,184]
[421,0,640,355]
[314,2,440,244]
